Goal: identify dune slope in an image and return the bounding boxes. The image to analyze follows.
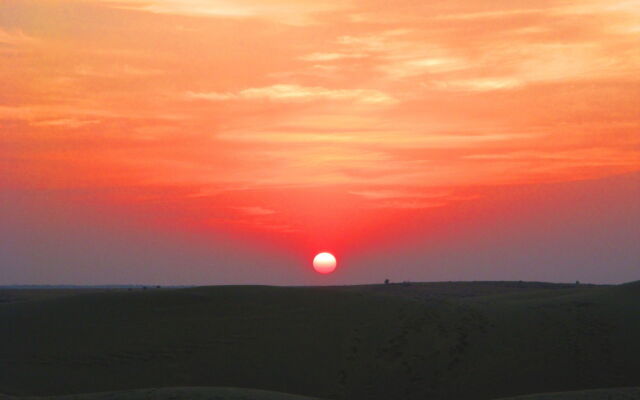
[496,386,640,399]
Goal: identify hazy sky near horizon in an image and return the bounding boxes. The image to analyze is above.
[1,0,639,284]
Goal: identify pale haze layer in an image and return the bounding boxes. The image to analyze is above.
[0,0,639,285]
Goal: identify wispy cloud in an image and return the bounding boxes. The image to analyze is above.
[234,206,277,216]
[432,78,522,92]
[100,0,347,25]
[299,52,366,62]
[186,84,396,104]
[348,189,451,200]
[0,29,36,46]
[29,118,101,128]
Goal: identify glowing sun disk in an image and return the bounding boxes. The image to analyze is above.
[313,252,337,274]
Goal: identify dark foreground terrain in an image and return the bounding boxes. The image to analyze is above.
[1,281,639,399]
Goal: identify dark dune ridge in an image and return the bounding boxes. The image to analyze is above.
[0,387,324,400]
[1,281,639,399]
[1,386,640,400]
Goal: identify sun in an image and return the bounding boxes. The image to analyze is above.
[313,252,337,274]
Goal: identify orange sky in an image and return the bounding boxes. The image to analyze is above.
[1,0,639,260]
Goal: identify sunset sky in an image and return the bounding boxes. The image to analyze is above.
[1,0,639,285]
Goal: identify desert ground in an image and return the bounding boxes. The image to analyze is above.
[1,281,639,399]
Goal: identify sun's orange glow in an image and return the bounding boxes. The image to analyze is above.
[1,0,639,268]
[313,253,337,274]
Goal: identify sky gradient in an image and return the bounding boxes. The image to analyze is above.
[1,0,639,285]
